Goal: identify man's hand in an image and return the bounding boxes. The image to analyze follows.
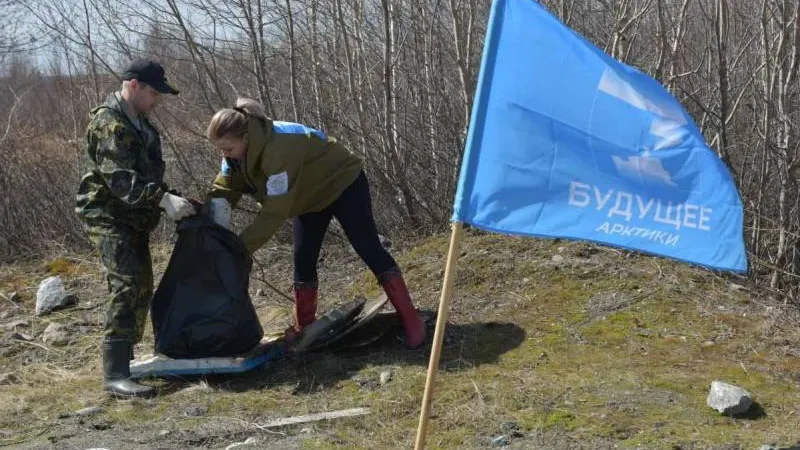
[159,193,197,221]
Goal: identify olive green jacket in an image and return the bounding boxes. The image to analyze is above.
[208,117,362,252]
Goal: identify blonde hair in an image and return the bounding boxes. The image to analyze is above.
[206,97,267,141]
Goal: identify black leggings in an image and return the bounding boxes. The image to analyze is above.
[293,171,396,286]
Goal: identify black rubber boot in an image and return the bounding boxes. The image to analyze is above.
[102,338,155,398]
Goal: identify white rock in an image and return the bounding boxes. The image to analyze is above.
[0,373,20,385]
[551,255,565,264]
[729,283,744,292]
[36,276,76,316]
[75,406,103,416]
[707,380,752,415]
[491,435,510,447]
[379,371,393,385]
[42,322,70,346]
[178,382,212,395]
[225,437,258,450]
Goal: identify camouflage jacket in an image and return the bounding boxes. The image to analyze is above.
[75,93,167,231]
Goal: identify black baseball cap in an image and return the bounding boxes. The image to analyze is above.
[121,59,179,95]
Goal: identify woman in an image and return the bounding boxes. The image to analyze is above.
[204,98,426,349]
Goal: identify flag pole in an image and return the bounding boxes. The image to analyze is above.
[414,221,465,450]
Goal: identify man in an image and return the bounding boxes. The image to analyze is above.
[75,59,196,398]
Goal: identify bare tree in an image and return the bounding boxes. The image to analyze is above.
[4,0,800,300]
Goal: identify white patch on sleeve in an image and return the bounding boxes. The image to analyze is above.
[266,171,289,196]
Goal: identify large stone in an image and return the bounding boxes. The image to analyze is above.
[707,381,753,416]
[36,276,77,316]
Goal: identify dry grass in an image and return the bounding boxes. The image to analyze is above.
[1,229,800,449]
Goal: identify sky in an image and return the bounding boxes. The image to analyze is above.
[3,0,262,76]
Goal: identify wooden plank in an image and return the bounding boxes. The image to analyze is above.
[261,407,371,428]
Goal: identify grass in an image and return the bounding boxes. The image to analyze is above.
[1,228,799,449]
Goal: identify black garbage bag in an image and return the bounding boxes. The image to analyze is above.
[151,214,263,359]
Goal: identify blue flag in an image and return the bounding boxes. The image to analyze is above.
[452,0,747,273]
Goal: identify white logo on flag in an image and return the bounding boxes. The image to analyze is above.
[611,154,677,186]
[598,68,686,186]
[598,68,686,126]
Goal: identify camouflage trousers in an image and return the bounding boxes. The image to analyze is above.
[86,225,153,343]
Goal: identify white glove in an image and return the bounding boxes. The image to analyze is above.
[209,198,231,229]
[159,193,196,221]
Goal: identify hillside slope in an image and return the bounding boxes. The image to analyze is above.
[1,229,799,449]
